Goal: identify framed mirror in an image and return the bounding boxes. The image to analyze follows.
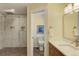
[63,12,77,41]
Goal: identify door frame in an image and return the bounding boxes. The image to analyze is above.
[27,5,48,56]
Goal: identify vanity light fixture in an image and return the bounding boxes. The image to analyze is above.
[73,3,79,12]
[64,3,73,14]
[64,3,79,14]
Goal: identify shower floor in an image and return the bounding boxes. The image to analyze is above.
[0,47,27,56]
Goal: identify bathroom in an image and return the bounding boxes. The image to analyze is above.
[0,3,79,56]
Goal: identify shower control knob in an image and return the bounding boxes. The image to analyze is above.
[10,26,15,29]
[21,26,25,31]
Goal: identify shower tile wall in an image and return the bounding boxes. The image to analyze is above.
[0,15,5,49]
[0,15,27,48]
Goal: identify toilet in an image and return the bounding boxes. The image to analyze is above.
[37,34,44,51]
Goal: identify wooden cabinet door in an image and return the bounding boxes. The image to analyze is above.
[49,43,64,56]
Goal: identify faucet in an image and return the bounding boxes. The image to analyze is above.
[75,36,79,47]
[72,26,79,47]
[71,35,79,47]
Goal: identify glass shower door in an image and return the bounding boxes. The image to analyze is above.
[18,15,27,47]
[0,14,5,49]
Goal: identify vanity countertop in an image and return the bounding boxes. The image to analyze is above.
[49,38,79,56]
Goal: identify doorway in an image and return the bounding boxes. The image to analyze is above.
[31,9,46,56]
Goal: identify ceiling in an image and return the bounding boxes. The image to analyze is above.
[0,3,29,15]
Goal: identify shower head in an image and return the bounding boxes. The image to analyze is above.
[4,12,14,14]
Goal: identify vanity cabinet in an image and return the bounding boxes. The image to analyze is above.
[49,42,64,56]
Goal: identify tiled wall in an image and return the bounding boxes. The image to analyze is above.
[0,14,27,48]
[0,14,5,49]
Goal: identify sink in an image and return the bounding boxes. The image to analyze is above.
[58,43,79,50]
[58,44,76,55]
[58,44,74,50]
[49,39,79,56]
[58,43,79,56]
[58,44,70,46]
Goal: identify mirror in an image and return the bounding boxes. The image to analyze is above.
[63,12,77,41]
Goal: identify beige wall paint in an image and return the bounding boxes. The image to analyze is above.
[30,3,47,10]
[48,3,65,40]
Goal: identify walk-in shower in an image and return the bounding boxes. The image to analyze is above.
[0,13,27,55]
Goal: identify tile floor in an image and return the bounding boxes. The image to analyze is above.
[0,47,44,56]
[0,47,27,56]
[33,47,44,56]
